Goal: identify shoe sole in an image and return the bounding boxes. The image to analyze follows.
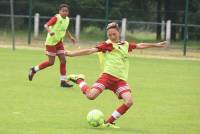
[28,68,34,81]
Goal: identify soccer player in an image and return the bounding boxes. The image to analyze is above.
[28,4,75,87]
[66,22,166,128]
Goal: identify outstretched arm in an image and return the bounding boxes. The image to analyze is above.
[65,48,98,57]
[136,41,166,49]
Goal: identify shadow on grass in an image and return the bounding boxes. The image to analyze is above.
[86,126,149,134]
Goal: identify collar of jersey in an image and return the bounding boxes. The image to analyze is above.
[106,39,125,45]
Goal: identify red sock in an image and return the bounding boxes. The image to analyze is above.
[60,63,66,76]
[106,104,130,124]
[38,61,52,70]
[77,79,90,94]
[60,63,66,81]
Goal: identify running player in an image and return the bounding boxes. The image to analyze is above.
[28,4,75,87]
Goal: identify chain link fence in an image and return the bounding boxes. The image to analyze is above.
[0,0,200,57]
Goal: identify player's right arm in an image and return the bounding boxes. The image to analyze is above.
[66,42,111,57]
[65,48,98,57]
[44,16,57,36]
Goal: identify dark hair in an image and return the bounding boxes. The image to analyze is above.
[106,22,120,31]
[59,4,69,10]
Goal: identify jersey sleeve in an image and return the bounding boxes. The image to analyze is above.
[46,16,57,26]
[128,42,137,52]
[95,42,113,53]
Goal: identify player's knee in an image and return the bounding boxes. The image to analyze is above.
[125,99,133,107]
[86,94,96,100]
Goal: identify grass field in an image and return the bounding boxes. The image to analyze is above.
[0,48,200,134]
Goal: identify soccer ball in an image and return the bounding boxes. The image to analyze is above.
[87,109,104,127]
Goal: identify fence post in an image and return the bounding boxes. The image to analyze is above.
[34,13,40,38]
[10,0,15,50]
[183,0,189,56]
[28,0,32,45]
[104,0,109,39]
[121,18,127,41]
[75,14,80,42]
[161,20,165,40]
[166,20,171,45]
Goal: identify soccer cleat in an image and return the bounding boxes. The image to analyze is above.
[28,67,36,81]
[60,81,73,88]
[101,123,120,129]
[67,74,85,84]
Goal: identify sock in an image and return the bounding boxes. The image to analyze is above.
[34,65,39,72]
[60,63,66,81]
[106,104,130,124]
[60,75,66,82]
[77,79,90,94]
[36,60,52,71]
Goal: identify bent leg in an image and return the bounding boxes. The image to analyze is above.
[106,91,133,124]
[77,79,103,100]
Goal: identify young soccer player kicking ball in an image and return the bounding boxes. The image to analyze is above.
[28,4,75,87]
[66,22,166,128]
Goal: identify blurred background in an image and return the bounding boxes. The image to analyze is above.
[0,0,200,57]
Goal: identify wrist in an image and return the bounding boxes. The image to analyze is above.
[48,30,51,33]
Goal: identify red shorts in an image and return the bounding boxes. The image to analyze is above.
[45,41,65,56]
[92,73,131,99]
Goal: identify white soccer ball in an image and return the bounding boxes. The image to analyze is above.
[87,109,104,127]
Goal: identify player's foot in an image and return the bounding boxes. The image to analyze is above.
[67,74,85,84]
[101,123,120,129]
[28,67,36,81]
[60,81,73,88]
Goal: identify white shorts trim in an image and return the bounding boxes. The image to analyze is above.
[57,50,65,54]
[115,84,130,96]
[45,51,56,56]
[92,83,105,91]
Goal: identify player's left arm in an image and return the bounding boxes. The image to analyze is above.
[136,41,166,49]
[66,30,76,45]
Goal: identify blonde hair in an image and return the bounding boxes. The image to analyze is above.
[106,22,119,31]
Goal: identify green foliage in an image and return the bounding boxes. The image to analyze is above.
[1,0,200,40]
[80,26,104,42]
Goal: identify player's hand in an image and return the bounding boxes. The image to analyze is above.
[65,50,71,56]
[156,41,166,47]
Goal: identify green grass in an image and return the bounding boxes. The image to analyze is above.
[0,48,200,134]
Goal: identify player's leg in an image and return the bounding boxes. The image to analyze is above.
[28,55,55,81]
[106,83,133,124]
[85,88,102,100]
[56,41,73,87]
[67,74,105,100]
[57,53,73,87]
[102,92,132,129]
[28,45,56,81]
